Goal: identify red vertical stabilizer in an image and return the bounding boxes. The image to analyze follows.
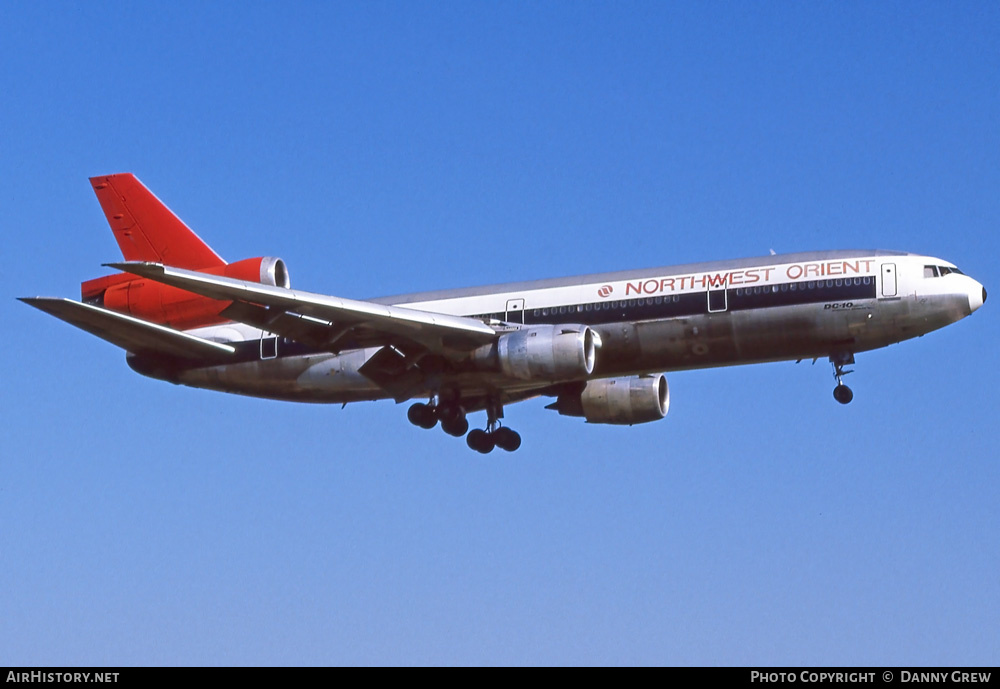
[89,173,226,269]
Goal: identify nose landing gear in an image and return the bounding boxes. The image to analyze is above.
[833,383,854,405]
[830,353,855,405]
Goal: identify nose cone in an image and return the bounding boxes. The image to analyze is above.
[969,281,986,313]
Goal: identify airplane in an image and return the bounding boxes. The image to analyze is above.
[21,173,987,453]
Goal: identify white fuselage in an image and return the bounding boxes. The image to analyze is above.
[163,250,985,403]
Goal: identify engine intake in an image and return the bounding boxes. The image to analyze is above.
[475,324,600,381]
[548,374,669,425]
[224,256,290,288]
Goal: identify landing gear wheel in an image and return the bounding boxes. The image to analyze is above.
[492,427,522,452]
[407,402,437,429]
[441,416,470,437]
[466,429,494,454]
[438,405,464,425]
[833,384,853,405]
[829,353,856,405]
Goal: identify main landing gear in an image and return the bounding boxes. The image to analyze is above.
[406,402,469,438]
[466,399,522,454]
[407,402,469,436]
[466,426,521,454]
[407,399,522,453]
[830,353,855,405]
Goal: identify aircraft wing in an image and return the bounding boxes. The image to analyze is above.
[105,262,498,356]
[19,297,236,361]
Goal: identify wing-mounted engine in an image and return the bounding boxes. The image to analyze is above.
[547,374,669,425]
[474,324,601,381]
[81,256,290,330]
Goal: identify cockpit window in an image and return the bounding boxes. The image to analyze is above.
[926,265,965,278]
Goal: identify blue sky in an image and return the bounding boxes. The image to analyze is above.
[2,1,997,666]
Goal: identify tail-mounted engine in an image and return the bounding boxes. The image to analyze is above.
[547,374,669,425]
[474,324,601,381]
[81,257,290,330]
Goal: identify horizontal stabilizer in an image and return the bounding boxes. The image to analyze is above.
[19,297,235,361]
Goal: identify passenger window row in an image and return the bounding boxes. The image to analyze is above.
[472,276,876,323]
[734,276,872,296]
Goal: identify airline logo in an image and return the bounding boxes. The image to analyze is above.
[597,285,614,298]
[618,259,877,297]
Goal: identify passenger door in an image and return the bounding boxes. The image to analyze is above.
[505,298,525,324]
[881,263,897,297]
